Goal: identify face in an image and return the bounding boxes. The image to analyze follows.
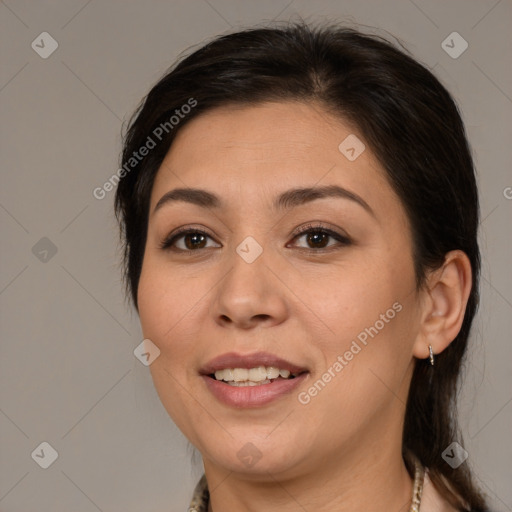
[138,101,423,480]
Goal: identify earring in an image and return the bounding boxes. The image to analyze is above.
[429,345,435,366]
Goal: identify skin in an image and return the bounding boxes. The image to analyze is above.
[137,101,471,511]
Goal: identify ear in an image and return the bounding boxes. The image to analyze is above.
[412,250,473,361]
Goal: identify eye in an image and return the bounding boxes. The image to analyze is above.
[159,228,220,252]
[288,223,351,251]
[160,222,351,253]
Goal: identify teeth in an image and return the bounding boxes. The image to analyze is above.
[233,368,249,382]
[267,366,280,379]
[248,366,268,381]
[227,380,271,387]
[213,366,299,383]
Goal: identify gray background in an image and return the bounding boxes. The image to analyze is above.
[1,1,511,511]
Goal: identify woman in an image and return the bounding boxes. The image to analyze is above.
[115,21,490,511]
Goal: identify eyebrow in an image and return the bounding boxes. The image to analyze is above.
[153,184,375,218]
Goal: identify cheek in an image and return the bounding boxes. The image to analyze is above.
[301,256,417,402]
[300,260,409,346]
[301,304,416,439]
[137,259,206,431]
[137,265,167,341]
[137,259,190,380]
[137,255,195,342]
[137,254,215,378]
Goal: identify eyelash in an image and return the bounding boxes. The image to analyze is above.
[159,222,351,253]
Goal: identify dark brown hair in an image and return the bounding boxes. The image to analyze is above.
[115,20,488,510]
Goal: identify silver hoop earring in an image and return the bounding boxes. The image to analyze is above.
[429,345,435,366]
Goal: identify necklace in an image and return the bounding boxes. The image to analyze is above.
[409,457,425,512]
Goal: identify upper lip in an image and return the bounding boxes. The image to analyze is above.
[200,351,308,375]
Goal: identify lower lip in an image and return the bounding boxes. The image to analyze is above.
[202,373,308,408]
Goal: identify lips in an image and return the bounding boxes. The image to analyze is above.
[199,351,309,408]
[199,351,308,375]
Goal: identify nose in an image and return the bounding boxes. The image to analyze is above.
[211,248,289,330]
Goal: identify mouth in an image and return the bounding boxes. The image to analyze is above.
[208,366,304,386]
[199,352,309,407]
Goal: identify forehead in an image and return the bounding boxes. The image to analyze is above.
[149,101,396,216]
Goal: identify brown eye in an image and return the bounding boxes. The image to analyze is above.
[160,229,220,252]
[290,226,351,251]
[303,231,331,249]
[182,232,208,250]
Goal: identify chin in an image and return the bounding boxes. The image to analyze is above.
[199,435,307,479]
